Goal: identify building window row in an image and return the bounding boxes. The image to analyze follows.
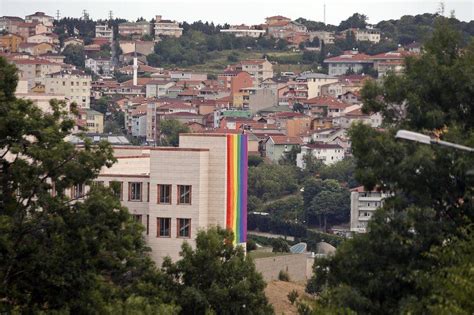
[110,182,192,205]
[157,217,191,238]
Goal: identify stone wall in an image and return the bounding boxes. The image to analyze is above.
[254,254,313,282]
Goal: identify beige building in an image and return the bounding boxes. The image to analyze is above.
[26,33,57,45]
[85,109,104,133]
[296,73,339,98]
[11,58,61,88]
[118,21,152,37]
[25,12,54,27]
[220,26,266,38]
[43,70,92,108]
[235,59,273,86]
[95,24,113,42]
[154,15,183,38]
[91,134,247,265]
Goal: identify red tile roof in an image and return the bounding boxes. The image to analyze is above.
[269,136,303,145]
[304,96,350,110]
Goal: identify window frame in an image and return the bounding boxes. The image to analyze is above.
[128,182,142,202]
[177,185,192,205]
[177,218,191,238]
[157,217,171,238]
[157,184,172,204]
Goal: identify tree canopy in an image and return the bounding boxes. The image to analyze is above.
[306,19,474,314]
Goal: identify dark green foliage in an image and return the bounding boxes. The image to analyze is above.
[295,18,337,32]
[246,239,257,251]
[62,44,85,68]
[91,96,110,114]
[162,228,273,315]
[271,238,290,252]
[264,195,303,222]
[279,145,301,165]
[0,57,171,312]
[278,270,290,282]
[337,13,368,31]
[248,155,264,167]
[307,20,474,314]
[287,290,299,305]
[248,164,299,202]
[159,119,190,147]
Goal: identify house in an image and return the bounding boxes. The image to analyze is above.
[154,15,183,38]
[119,21,152,37]
[85,57,113,75]
[43,69,92,108]
[350,186,390,233]
[371,50,415,78]
[16,22,38,39]
[25,12,54,26]
[84,109,104,133]
[343,28,381,43]
[296,142,344,168]
[303,96,350,117]
[267,20,307,40]
[95,24,113,42]
[0,33,24,52]
[334,107,382,128]
[324,51,374,76]
[229,59,273,86]
[0,16,24,33]
[91,134,249,265]
[220,25,265,38]
[309,31,335,44]
[26,33,58,45]
[265,16,292,25]
[295,72,338,98]
[11,57,61,87]
[265,135,303,162]
[18,42,55,55]
[169,71,208,82]
[38,53,65,64]
[63,37,84,50]
[273,112,311,137]
[146,80,175,98]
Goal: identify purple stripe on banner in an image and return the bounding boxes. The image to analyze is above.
[241,135,248,242]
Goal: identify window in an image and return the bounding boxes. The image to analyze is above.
[129,182,142,201]
[177,218,191,238]
[71,184,85,199]
[147,183,150,202]
[158,184,171,204]
[110,181,123,200]
[177,185,192,205]
[157,217,171,237]
[146,215,149,235]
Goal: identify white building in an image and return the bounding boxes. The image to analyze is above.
[350,186,390,233]
[25,12,54,26]
[296,142,344,168]
[154,15,183,38]
[296,73,339,98]
[324,52,374,76]
[43,70,92,109]
[85,57,113,76]
[146,80,175,98]
[90,134,248,265]
[95,24,113,42]
[220,26,266,38]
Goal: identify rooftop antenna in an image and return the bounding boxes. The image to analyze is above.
[55,10,60,21]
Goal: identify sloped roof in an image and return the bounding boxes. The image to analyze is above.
[269,135,303,145]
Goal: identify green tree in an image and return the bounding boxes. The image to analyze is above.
[62,44,85,68]
[338,13,368,31]
[162,228,273,315]
[0,57,171,312]
[271,238,290,253]
[279,145,301,166]
[159,119,190,147]
[307,20,474,314]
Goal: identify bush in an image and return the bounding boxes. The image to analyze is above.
[278,270,290,282]
[246,239,257,251]
[271,238,290,253]
[287,290,299,305]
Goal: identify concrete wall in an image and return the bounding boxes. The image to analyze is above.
[254,254,313,282]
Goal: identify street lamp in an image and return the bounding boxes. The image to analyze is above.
[395,130,474,153]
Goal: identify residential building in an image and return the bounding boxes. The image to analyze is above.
[63,37,84,50]
[25,12,54,26]
[118,21,152,37]
[145,80,175,98]
[95,24,113,42]
[265,135,303,162]
[0,16,24,33]
[16,22,38,39]
[11,58,61,88]
[350,186,390,233]
[85,57,113,75]
[93,133,249,265]
[220,25,266,38]
[333,107,382,128]
[309,31,335,44]
[26,33,58,45]
[169,71,207,82]
[354,28,381,43]
[265,16,292,25]
[267,20,307,39]
[43,70,92,108]
[324,52,374,76]
[154,15,183,38]
[84,109,104,133]
[0,33,24,52]
[18,42,55,55]
[296,142,344,167]
[296,72,338,98]
[229,59,273,86]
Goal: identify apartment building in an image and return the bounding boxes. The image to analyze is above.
[309,31,335,44]
[296,142,345,167]
[91,134,248,265]
[95,24,113,42]
[0,33,24,52]
[119,21,152,37]
[220,25,266,38]
[25,12,54,27]
[296,73,339,98]
[11,58,61,88]
[43,70,92,108]
[231,59,273,86]
[0,16,24,33]
[324,52,374,76]
[85,109,104,133]
[154,15,183,38]
[350,186,390,233]
[354,28,381,43]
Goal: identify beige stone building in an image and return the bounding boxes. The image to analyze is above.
[43,70,92,108]
[232,59,273,86]
[11,58,61,88]
[154,15,183,38]
[90,134,246,265]
[85,109,104,133]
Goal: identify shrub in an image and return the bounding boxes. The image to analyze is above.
[287,290,299,305]
[278,270,290,282]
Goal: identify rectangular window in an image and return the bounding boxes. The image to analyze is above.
[129,182,142,201]
[146,215,149,235]
[177,218,191,238]
[177,185,192,205]
[71,184,85,199]
[157,217,171,237]
[157,184,171,204]
[110,181,123,200]
[147,182,150,202]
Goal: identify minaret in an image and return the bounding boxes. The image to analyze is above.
[133,55,138,86]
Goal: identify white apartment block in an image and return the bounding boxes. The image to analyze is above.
[95,24,113,42]
[43,70,92,108]
[296,73,339,98]
[87,134,247,266]
[154,15,183,38]
[354,28,381,43]
[350,187,390,233]
[296,143,345,168]
[220,27,266,38]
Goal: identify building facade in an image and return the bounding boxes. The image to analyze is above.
[43,70,92,108]
[154,15,183,38]
[93,134,248,265]
[350,187,390,233]
[95,24,113,42]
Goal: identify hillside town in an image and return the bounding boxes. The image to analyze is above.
[0,6,473,314]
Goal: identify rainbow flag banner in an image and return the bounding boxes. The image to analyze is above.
[226,134,248,244]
